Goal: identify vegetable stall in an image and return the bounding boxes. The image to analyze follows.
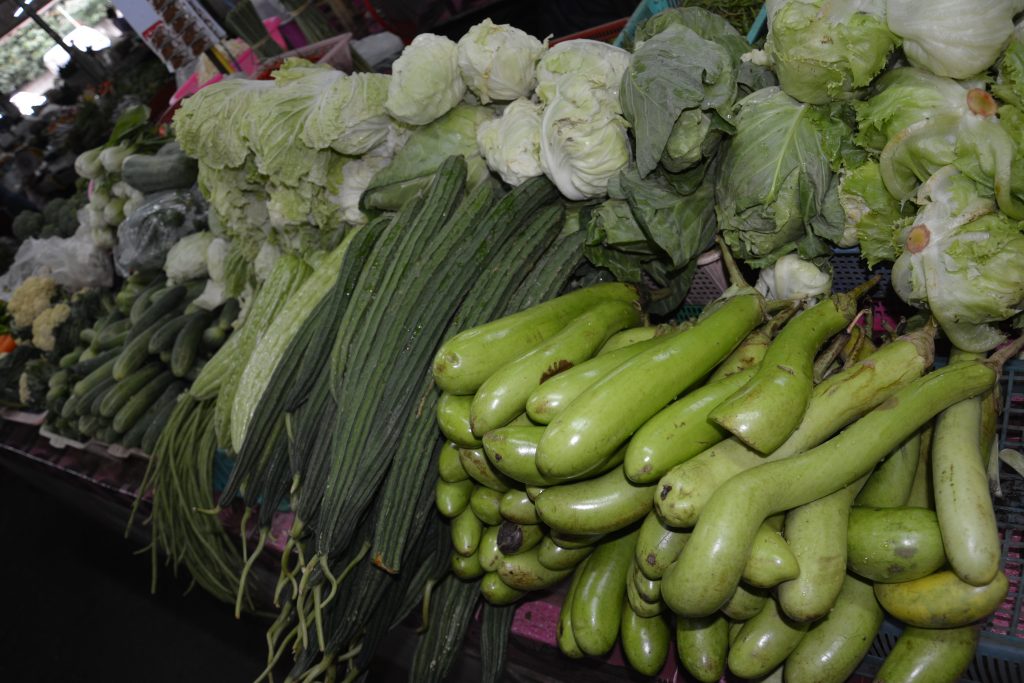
[4,1,1024,682]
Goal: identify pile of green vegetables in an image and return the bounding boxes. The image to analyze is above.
[43,271,238,448]
[433,252,1017,681]
[98,2,1024,681]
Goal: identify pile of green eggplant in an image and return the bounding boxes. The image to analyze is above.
[432,261,1017,682]
[44,270,238,452]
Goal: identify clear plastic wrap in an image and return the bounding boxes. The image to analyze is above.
[113,188,207,276]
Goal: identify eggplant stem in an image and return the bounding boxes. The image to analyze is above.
[988,335,1024,372]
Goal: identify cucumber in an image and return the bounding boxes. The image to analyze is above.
[433,282,641,396]
[120,380,186,447]
[537,293,765,481]
[113,314,173,381]
[59,347,84,369]
[72,356,117,397]
[216,299,240,330]
[202,326,227,350]
[170,310,211,378]
[77,414,103,438]
[663,360,997,618]
[148,314,193,354]
[128,285,186,338]
[121,152,198,193]
[129,280,168,325]
[570,530,638,656]
[112,371,177,433]
[99,362,163,418]
[93,318,132,352]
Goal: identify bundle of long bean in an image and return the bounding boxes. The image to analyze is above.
[279,0,335,44]
[130,395,252,609]
[225,0,283,60]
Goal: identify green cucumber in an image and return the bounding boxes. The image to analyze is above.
[538,293,765,481]
[113,315,173,381]
[128,285,185,338]
[98,362,163,418]
[470,299,641,435]
[170,310,212,377]
[432,282,641,396]
[59,347,84,369]
[847,506,947,583]
[147,314,193,354]
[94,318,132,351]
[112,371,177,433]
[570,530,638,656]
[120,381,185,447]
[663,360,997,618]
[72,357,116,398]
[129,280,168,325]
[625,366,756,484]
[785,574,884,683]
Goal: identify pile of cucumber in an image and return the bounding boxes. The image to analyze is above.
[44,270,239,451]
[432,275,1016,682]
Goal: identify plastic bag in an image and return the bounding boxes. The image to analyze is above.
[113,188,206,276]
[0,224,114,298]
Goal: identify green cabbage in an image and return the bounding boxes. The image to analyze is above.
[385,34,466,126]
[887,0,1016,79]
[540,76,631,200]
[764,0,898,104]
[891,169,1024,351]
[457,19,545,104]
[476,98,543,186]
[715,87,845,266]
[620,13,740,176]
[839,160,914,267]
[534,39,631,104]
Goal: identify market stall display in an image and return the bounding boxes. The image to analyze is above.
[4,1,1024,682]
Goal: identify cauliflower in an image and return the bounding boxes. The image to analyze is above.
[31,303,71,352]
[18,372,31,405]
[8,275,58,328]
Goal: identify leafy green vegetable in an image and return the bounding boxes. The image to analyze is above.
[715,87,843,266]
[585,166,716,314]
[363,105,493,210]
[620,21,738,176]
[540,77,631,201]
[891,169,1024,351]
[839,161,913,267]
[476,98,544,186]
[385,34,466,126]
[764,0,898,104]
[456,18,545,104]
[534,39,631,104]
[887,0,1016,79]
